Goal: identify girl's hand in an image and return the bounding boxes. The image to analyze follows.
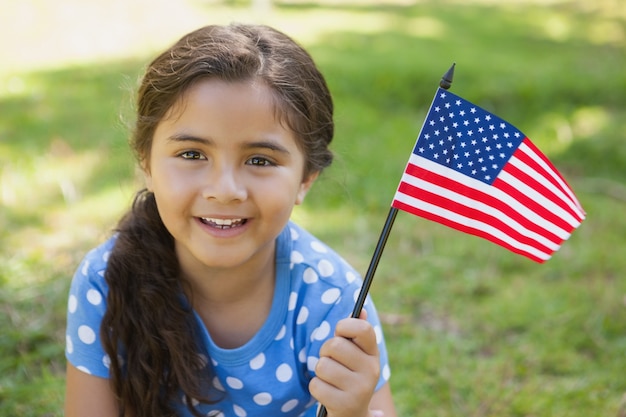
[309,310,381,417]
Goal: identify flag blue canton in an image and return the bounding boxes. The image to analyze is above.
[416,88,526,185]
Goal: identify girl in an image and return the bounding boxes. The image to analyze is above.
[65,23,396,417]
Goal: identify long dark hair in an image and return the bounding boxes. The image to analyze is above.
[101,24,334,416]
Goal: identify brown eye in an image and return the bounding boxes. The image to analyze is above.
[179,151,204,160]
[247,156,274,167]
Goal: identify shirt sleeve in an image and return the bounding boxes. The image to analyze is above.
[65,245,112,378]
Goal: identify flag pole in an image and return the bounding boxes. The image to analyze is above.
[315,63,456,417]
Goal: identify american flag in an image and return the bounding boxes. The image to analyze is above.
[392,87,585,263]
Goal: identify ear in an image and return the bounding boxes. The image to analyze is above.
[295,171,319,205]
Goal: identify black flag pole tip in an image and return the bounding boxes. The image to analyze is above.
[439,62,456,90]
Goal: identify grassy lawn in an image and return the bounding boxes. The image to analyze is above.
[1,0,625,416]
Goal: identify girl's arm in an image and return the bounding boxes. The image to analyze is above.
[310,311,397,417]
[65,363,119,417]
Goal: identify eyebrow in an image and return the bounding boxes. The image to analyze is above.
[167,134,291,154]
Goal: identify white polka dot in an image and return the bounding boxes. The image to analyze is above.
[77,366,91,374]
[302,267,318,284]
[310,241,327,253]
[276,363,293,382]
[311,321,331,341]
[382,364,391,380]
[196,353,208,369]
[78,325,96,344]
[103,354,111,369]
[233,404,247,416]
[208,412,224,417]
[306,356,318,372]
[250,353,265,370]
[345,271,357,283]
[288,292,298,310]
[81,261,90,276]
[296,307,309,325]
[321,288,341,304]
[275,325,286,341]
[68,295,78,314]
[291,250,304,264]
[281,399,299,412]
[86,289,102,305]
[289,338,294,350]
[226,376,244,389]
[97,270,105,277]
[374,325,383,344]
[66,335,74,354]
[289,227,299,240]
[253,392,272,406]
[211,357,218,366]
[102,250,111,262]
[317,259,334,277]
[298,348,306,363]
[213,376,225,391]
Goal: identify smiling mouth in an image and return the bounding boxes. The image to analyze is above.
[199,217,247,229]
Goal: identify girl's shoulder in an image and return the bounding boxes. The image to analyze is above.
[279,221,361,290]
[70,235,118,291]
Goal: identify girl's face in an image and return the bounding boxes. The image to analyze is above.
[145,79,317,277]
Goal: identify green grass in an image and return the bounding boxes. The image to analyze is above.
[1,1,625,416]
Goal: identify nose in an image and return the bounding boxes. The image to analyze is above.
[202,164,247,203]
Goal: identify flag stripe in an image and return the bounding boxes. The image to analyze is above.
[396,179,558,254]
[400,163,563,249]
[392,194,551,263]
[514,142,585,221]
[402,154,572,240]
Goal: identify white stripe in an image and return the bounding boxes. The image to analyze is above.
[406,154,571,239]
[516,142,585,219]
[399,172,561,251]
[498,167,581,229]
[393,190,554,261]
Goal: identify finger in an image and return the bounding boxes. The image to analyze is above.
[334,317,379,356]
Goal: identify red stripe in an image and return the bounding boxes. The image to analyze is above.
[392,198,546,263]
[395,180,557,255]
[404,162,564,243]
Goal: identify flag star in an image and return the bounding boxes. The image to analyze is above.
[470,108,476,113]
[445,102,451,109]
[478,157,484,163]
[434,106,441,112]
[489,124,495,130]
[481,166,487,171]
[457,132,463,138]
[464,152,470,157]
[471,139,477,145]
[429,143,435,149]
[452,122,458,128]
[500,123,506,129]
[485,175,491,180]
[478,127,484,133]
[429,120,435,126]
[514,132,521,138]
[440,92,447,98]
[439,139,444,145]
[460,110,466,116]
[468,161,474,166]
[492,164,498,169]
[472,169,477,175]
[500,153,506,158]
[434,130,440,136]
[463,120,470,126]
[448,135,453,141]
[496,143,502,149]
[443,149,448,155]
[485,146,491,152]
[418,147,425,153]
[433,153,439,159]
[425,134,430,140]
[493,134,499,140]
[455,100,461,105]
[507,142,513,148]
[453,153,460,160]
[467,130,473,136]
[504,132,510,138]
[482,137,489,143]
[446,158,451,164]
[489,154,495,160]
[440,116,445,122]
[449,112,455,118]
[460,142,467,148]
[457,163,463,169]
[474,117,481,123]
[485,115,491,121]
[444,126,449,132]
[475,149,481,155]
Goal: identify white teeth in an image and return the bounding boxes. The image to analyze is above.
[201,218,244,227]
